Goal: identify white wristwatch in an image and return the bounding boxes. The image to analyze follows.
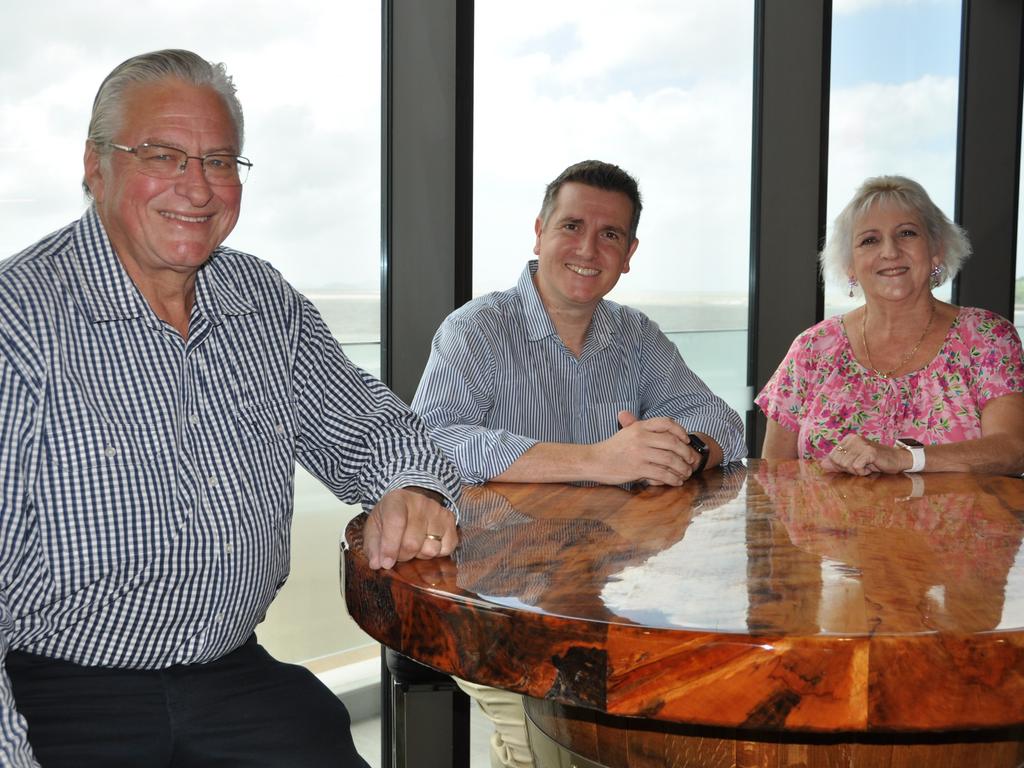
[896,437,926,473]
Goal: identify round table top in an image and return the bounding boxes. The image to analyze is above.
[343,459,1024,732]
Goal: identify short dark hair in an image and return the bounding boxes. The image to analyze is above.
[538,160,643,243]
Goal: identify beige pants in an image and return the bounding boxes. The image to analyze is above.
[454,678,535,768]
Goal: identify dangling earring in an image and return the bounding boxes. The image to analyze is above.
[930,264,943,289]
[848,275,857,298]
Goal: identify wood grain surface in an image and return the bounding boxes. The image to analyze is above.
[343,459,1024,736]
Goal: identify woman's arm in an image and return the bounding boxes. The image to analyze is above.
[920,393,1024,474]
[761,419,799,460]
[823,393,1024,476]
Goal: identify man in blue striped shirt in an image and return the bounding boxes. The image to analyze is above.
[0,50,459,767]
[412,160,745,767]
[413,160,745,485]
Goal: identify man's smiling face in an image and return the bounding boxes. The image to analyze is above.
[532,181,638,315]
[85,77,242,289]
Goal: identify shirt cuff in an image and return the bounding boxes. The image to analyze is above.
[376,471,462,523]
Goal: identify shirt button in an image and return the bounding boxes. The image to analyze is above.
[103,446,117,458]
[225,543,234,555]
[274,423,285,435]
[215,612,224,624]
[189,413,200,426]
[208,475,219,487]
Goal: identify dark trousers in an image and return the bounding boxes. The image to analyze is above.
[6,636,370,768]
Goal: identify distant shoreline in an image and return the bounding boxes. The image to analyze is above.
[304,292,1024,343]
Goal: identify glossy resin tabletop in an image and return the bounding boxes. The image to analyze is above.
[343,460,1024,733]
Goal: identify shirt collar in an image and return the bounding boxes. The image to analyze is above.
[518,259,615,353]
[70,207,255,326]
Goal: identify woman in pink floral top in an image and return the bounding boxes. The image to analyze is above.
[757,176,1024,476]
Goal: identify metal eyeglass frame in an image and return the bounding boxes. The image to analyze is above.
[107,142,253,185]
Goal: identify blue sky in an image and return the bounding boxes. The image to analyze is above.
[825,0,968,304]
[831,2,961,89]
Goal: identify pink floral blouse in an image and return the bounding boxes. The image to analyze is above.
[755,307,1024,460]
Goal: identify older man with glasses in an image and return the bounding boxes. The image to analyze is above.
[0,49,460,767]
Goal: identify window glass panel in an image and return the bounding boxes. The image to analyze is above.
[473,1,754,416]
[0,2,380,663]
[825,0,962,318]
[1017,102,1024,332]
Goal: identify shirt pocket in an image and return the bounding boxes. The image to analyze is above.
[235,398,297,447]
[233,399,298,525]
[47,421,166,467]
[39,422,170,595]
[585,400,633,442]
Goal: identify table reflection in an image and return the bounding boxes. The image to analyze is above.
[752,461,1023,635]
[453,465,747,627]
[344,460,1024,732]
[452,462,1023,638]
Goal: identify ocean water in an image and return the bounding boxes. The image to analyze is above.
[314,292,751,409]
[309,292,748,342]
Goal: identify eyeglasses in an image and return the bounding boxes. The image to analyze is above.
[107,143,253,186]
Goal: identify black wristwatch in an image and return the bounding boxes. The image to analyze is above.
[688,433,710,474]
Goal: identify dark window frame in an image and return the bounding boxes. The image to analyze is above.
[383,0,1024,453]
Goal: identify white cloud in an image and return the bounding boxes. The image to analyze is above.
[0,0,381,290]
[827,75,959,229]
[473,0,755,298]
[1,2,975,295]
[472,4,962,303]
[833,0,946,15]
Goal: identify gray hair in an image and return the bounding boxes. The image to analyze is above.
[539,160,643,243]
[820,175,971,292]
[83,49,244,198]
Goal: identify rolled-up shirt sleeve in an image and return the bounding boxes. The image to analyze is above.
[412,317,537,484]
[291,296,462,511]
[637,318,747,463]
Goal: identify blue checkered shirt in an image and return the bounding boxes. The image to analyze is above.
[0,209,460,765]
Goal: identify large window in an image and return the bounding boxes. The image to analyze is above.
[473,1,754,416]
[0,3,380,664]
[1018,97,1024,331]
[824,0,962,318]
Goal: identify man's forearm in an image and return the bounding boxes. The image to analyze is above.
[492,443,601,484]
[494,428,726,486]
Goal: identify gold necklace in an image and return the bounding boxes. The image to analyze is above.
[861,302,936,379]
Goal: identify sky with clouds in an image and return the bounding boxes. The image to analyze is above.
[472,0,971,303]
[1,0,1017,303]
[0,1,381,291]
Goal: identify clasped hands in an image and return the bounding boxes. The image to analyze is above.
[821,435,913,476]
[590,410,707,486]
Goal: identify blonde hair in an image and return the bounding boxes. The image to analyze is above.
[820,175,971,291]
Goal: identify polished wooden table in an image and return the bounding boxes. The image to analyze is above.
[343,460,1024,767]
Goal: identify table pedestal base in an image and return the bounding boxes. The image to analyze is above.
[524,698,1024,768]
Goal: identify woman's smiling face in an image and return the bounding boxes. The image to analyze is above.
[850,202,942,304]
